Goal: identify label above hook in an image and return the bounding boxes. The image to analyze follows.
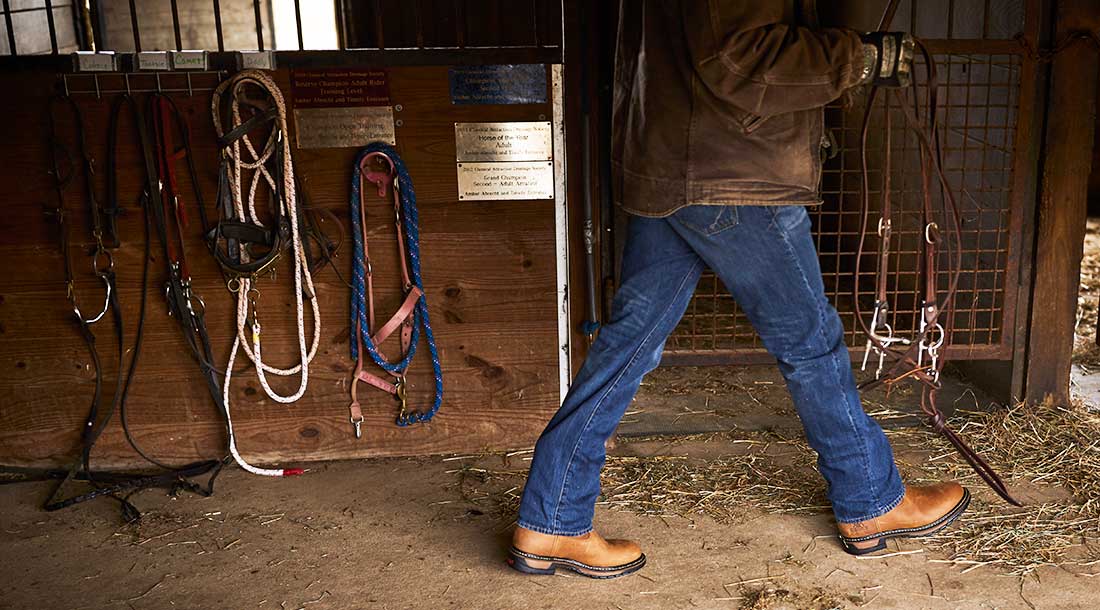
[171,50,209,71]
[72,51,119,73]
[237,50,276,71]
[135,51,170,71]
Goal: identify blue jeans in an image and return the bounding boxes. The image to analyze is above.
[518,205,905,534]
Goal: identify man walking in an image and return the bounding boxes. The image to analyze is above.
[508,1,969,578]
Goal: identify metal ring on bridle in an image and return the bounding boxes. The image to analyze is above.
[924,222,939,244]
[921,322,946,351]
[92,248,114,274]
[81,274,113,324]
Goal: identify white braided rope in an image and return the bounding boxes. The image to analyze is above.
[211,70,319,476]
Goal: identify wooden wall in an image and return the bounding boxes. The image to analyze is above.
[0,66,563,469]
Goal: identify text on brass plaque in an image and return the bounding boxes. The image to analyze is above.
[457,161,555,201]
[293,106,396,149]
[454,121,552,163]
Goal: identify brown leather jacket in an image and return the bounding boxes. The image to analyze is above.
[612,0,868,216]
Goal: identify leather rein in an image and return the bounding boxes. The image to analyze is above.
[855,19,1021,506]
[40,91,223,520]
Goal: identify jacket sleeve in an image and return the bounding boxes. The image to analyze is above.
[684,1,868,117]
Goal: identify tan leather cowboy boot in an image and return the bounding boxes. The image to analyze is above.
[836,482,970,555]
[508,527,646,579]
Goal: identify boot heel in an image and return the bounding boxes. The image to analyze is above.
[840,536,887,556]
[507,550,556,575]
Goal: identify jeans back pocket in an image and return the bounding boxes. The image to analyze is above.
[672,205,740,237]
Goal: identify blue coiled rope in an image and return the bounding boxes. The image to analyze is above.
[350,142,443,426]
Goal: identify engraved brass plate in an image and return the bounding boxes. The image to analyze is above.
[457,161,555,201]
[293,106,396,149]
[455,122,552,163]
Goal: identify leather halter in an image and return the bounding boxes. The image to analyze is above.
[856,6,1021,506]
[347,151,422,437]
[348,143,444,432]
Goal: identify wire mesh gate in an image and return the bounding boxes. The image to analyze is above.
[665,1,1040,365]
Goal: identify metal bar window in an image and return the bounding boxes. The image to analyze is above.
[170,0,182,51]
[293,0,303,50]
[44,0,58,54]
[212,0,224,52]
[373,0,385,50]
[333,0,346,50]
[127,0,140,53]
[2,0,15,55]
[252,0,264,50]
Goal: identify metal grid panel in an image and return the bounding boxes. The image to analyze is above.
[667,54,1021,360]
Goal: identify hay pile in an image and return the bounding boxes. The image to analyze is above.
[906,401,1100,575]
[449,399,1100,575]
[598,435,827,521]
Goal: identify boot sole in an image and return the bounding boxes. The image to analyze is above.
[839,488,971,556]
[507,547,647,579]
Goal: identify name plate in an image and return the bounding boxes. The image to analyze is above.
[135,51,170,71]
[293,106,396,149]
[291,69,390,108]
[449,64,547,105]
[171,50,208,70]
[455,122,552,163]
[457,161,554,201]
[72,52,118,72]
[238,50,276,71]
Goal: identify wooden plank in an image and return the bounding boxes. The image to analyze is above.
[1024,0,1100,402]
[1009,0,1051,400]
[0,66,565,468]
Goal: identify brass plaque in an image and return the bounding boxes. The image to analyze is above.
[457,161,555,201]
[455,121,553,162]
[293,106,396,149]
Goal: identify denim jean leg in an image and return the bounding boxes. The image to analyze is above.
[517,215,704,535]
[667,205,905,523]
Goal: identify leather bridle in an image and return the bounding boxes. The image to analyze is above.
[855,8,1021,506]
[41,91,223,520]
[210,69,317,477]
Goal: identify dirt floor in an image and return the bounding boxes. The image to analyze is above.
[3,364,1098,610]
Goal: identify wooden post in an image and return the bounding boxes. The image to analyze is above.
[1024,0,1100,402]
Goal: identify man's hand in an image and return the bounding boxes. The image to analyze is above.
[858,32,915,88]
